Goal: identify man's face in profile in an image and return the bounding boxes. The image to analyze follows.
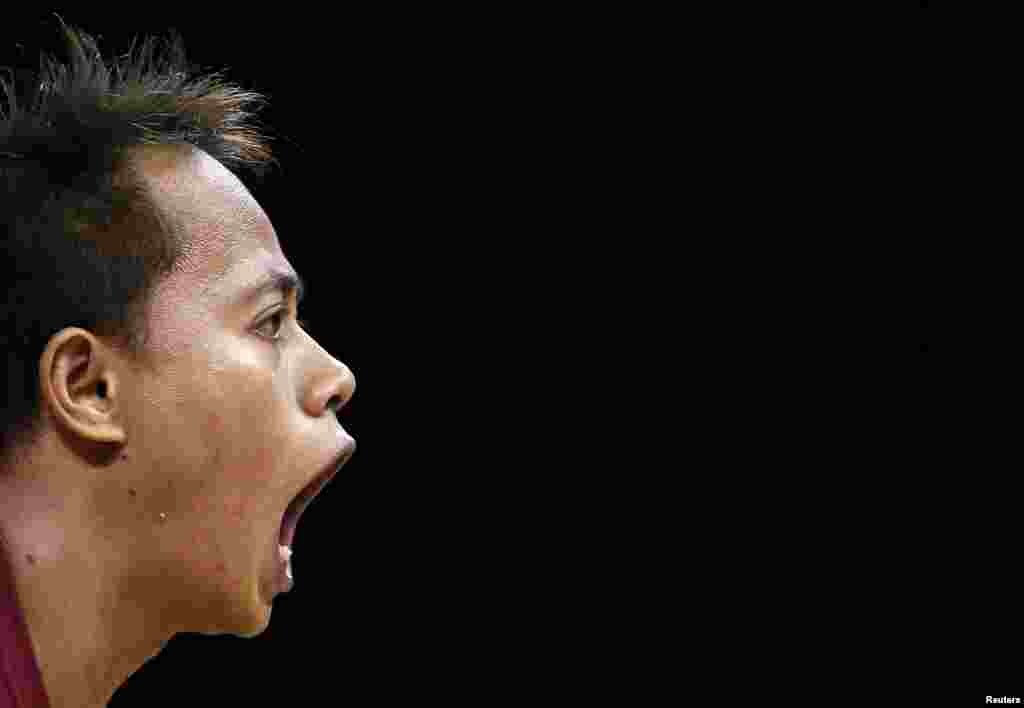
[7,144,355,641]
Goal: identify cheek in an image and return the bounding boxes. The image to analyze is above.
[218,488,262,523]
[197,378,283,489]
[144,290,213,359]
[174,507,252,590]
[196,411,281,504]
[185,490,267,539]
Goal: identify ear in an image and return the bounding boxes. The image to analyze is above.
[38,328,128,445]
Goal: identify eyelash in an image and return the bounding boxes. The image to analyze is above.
[257,307,311,342]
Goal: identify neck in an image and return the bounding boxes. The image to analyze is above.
[0,501,173,708]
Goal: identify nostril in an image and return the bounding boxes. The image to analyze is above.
[327,395,342,414]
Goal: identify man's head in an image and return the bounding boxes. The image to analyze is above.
[0,20,355,641]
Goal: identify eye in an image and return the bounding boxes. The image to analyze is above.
[257,308,312,341]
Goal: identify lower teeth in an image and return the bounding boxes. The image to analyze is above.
[279,545,293,580]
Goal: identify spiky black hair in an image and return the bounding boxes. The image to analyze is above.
[1,16,279,468]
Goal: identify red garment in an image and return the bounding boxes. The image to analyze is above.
[0,542,49,708]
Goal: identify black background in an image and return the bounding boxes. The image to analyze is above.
[0,11,540,705]
[5,7,1024,707]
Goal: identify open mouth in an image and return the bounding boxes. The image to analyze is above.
[279,476,325,547]
[279,444,355,547]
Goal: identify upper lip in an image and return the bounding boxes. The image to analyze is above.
[288,438,357,514]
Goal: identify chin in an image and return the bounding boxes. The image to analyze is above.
[194,611,270,639]
[192,585,273,639]
[236,621,271,640]
[233,592,273,639]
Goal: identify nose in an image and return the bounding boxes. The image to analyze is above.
[326,369,356,417]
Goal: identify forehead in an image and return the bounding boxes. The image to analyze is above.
[130,145,290,301]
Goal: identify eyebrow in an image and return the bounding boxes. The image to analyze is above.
[238,268,306,306]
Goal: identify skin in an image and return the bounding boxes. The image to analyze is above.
[0,144,356,708]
